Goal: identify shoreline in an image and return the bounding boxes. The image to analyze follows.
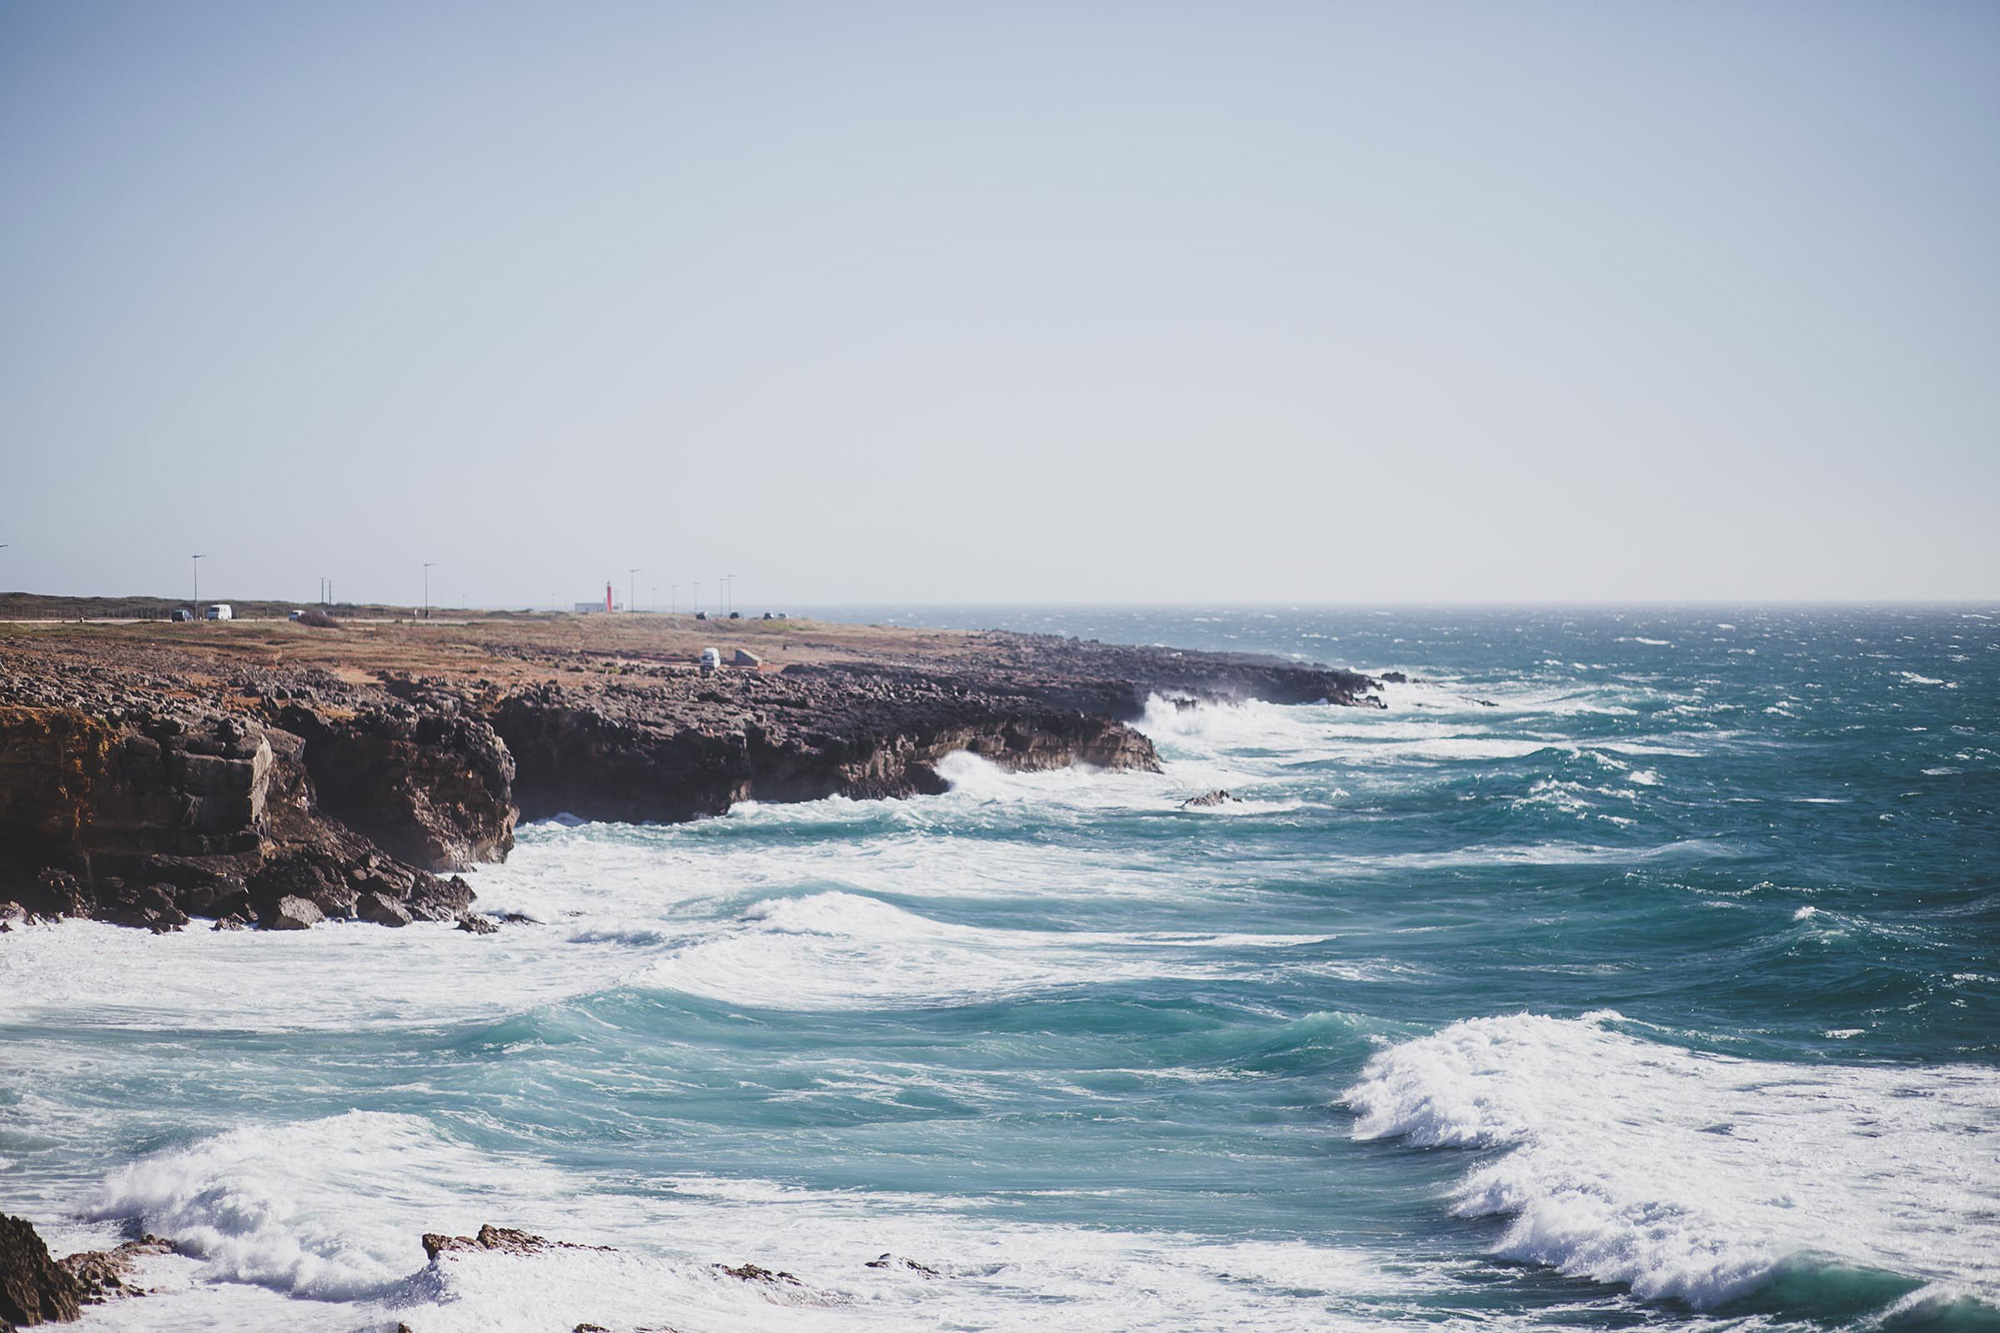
[0,612,1383,934]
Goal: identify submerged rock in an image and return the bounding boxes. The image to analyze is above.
[715,1261,802,1285]
[1179,789,1241,809]
[865,1253,941,1277]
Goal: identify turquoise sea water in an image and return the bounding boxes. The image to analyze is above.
[2,605,1996,1332]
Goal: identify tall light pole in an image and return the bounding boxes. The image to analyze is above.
[423,562,435,619]
[191,554,206,615]
[670,583,678,614]
[628,568,640,614]
[726,572,737,615]
[693,581,701,615]
[651,585,658,614]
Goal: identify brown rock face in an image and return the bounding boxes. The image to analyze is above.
[274,692,516,872]
[260,894,326,930]
[421,1223,607,1261]
[0,627,1380,931]
[491,678,1161,825]
[0,1213,83,1328]
[58,1236,175,1305]
[0,707,271,871]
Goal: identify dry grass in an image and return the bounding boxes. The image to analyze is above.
[0,613,986,688]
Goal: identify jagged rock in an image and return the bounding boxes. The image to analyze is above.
[260,895,324,931]
[406,874,475,922]
[865,1253,940,1277]
[59,1235,174,1304]
[455,912,498,935]
[0,1213,83,1328]
[99,881,189,932]
[1179,790,1240,809]
[3,623,1384,933]
[273,697,516,872]
[355,892,414,927]
[421,1223,608,1261]
[716,1261,801,1286]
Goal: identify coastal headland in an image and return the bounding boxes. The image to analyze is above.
[0,607,1384,933]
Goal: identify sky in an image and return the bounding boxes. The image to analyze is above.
[2,0,1995,608]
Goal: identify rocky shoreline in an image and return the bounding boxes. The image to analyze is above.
[0,1211,886,1331]
[0,620,1382,933]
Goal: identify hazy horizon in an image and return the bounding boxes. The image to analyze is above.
[4,1,1996,607]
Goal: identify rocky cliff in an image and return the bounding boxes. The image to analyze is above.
[0,627,1380,932]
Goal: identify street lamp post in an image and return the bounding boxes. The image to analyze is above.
[629,568,640,614]
[423,562,436,619]
[671,584,678,614]
[693,581,701,615]
[191,554,206,616]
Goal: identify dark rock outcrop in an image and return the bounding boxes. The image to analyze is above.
[715,1261,802,1286]
[260,895,325,931]
[493,678,1158,825]
[866,1253,940,1277]
[1179,789,1241,809]
[0,1214,82,1328]
[421,1223,606,1261]
[273,689,515,871]
[1,629,1381,931]
[58,1236,174,1306]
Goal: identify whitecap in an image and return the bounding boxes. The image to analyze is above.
[1343,1014,2000,1308]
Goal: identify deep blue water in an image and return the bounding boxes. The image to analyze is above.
[2,605,1995,1332]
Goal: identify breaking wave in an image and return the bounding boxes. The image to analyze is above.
[1344,1013,2000,1310]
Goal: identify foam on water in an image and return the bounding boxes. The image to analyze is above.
[7,606,1994,1333]
[77,1111,1444,1333]
[1344,1013,2000,1308]
[638,889,1319,1010]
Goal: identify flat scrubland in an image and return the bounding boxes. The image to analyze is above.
[0,607,991,689]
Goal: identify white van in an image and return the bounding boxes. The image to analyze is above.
[204,603,233,621]
[699,647,721,675]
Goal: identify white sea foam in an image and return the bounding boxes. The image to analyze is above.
[638,890,1314,1010]
[1344,1013,2000,1308]
[85,1111,560,1301]
[75,1111,1438,1333]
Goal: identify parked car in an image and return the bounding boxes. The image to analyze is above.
[204,603,233,621]
[288,609,306,620]
[170,609,194,622]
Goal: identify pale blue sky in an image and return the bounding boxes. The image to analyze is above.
[2,1,1995,607]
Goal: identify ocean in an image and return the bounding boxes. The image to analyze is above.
[3,605,1995,1332]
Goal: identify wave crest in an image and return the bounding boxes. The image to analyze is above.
[1344,1013,2000,1310]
